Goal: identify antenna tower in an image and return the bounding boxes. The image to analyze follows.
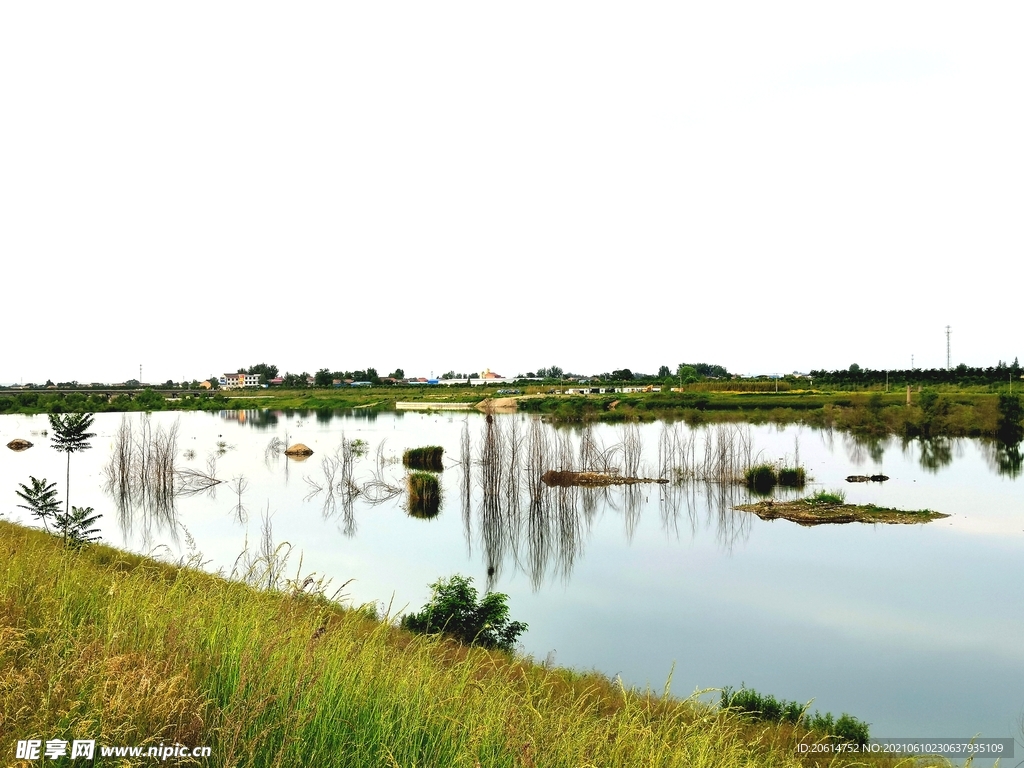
[945,326,951,370]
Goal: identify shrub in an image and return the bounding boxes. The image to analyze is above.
[777,467,806,487]
[407,472,441,518]
[721,685,869,745]
[400,574,528,652]
[403,446,444,471]
[745,463,777,493]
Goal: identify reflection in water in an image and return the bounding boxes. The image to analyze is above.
[469,418,763,590]
[981,439,1024,478]
[104,416,190,546]
[903,437,959,473]
[219,409,280,430]
[843,433,888,466]
[300,436,372,536]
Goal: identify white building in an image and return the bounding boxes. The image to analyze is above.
[219,372,261,389]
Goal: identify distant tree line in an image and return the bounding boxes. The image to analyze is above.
[810,360,1022,387]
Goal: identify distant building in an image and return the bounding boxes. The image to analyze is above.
[219,372,261,389]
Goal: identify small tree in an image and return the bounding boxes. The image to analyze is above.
[16,476,61,532]
[48,412,96,544]
[55,506,102,549]
[401,575,527,652]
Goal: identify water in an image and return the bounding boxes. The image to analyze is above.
[2,409,1022,753]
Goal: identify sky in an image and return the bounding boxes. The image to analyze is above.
[2,3,1022,384]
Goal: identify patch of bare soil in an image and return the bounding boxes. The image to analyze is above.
[477,397,520,413]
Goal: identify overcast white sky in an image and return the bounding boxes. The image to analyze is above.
[2,3,1021,384]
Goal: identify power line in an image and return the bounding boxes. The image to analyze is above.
[945,326,951,370]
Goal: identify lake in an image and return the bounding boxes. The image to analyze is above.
[2,409,1022,753]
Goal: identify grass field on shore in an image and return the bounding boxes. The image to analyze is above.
[0,520,945,767]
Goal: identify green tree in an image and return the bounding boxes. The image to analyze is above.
[282,372,309,388]
[677,364,699,384]
[55,506,102,549]
[657,365,672,379]
[997,393,1023,444]
[314,368,334,387]
[389,368,405,380]
[136,388,165,410]
[16,476,61,532]
[400,575,528,653]
[247,363,279,385]
[48,412,96,543]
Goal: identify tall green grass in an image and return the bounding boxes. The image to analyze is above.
[0,521,916,767]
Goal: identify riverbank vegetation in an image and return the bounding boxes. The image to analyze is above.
[2,383,1021,444]
[2,520,939,767]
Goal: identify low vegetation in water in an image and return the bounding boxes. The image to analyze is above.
[745,464,807,493]
[403,445,444,471]
[777,467,806,487]
[407,471,442,518]
[745,463,779,493]
[735,495,948,526]
[721,686,870,746]
[808,488,846,505]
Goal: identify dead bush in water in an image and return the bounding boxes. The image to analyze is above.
[104,417,220,528]
[662,423,757,484]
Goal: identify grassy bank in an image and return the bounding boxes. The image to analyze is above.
[0,521,937,767]
[2,385,1020,442]
[516,389,1016,438]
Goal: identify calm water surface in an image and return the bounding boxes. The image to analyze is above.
[2,410,1021,752]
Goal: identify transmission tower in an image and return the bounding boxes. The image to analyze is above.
[945,326,951,370]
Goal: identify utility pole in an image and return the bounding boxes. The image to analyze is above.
[946,326,951,370]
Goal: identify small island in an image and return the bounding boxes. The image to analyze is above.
[735,493,949,527]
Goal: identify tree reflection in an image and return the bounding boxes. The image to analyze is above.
[914,437,956,473]
[981,439,1023,478]
[843,433,887,466]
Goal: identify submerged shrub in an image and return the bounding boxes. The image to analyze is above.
[401,574,527,652]
[403,446,444,471]
[407,472,441,518]
[777,467,806,487]
[745,463,777,493]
